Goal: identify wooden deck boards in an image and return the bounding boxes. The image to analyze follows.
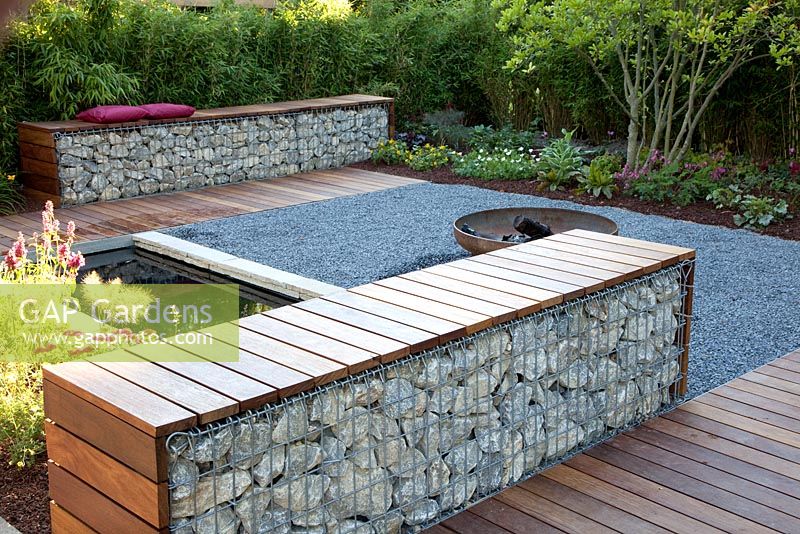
[0,167,421,251]
[435,349,800,534]
[43,230,696,439]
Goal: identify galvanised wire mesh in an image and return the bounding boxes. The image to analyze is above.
[167,261,692,534]
[52,103,390,204]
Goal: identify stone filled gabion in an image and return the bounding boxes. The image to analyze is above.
[55,105,389,205]
[167,265,689,534]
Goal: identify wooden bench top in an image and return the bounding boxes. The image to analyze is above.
[43,230,695,437]
[19,94,394,134]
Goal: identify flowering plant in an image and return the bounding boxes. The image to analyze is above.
[371,139,409,165]
[453,147,539,180]
[1,201,84,284]
[0,201,85,468]
[405,144,456,171]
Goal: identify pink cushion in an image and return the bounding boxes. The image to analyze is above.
[75,105,148,124]
[139,103,196,120]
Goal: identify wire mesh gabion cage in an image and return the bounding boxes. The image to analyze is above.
[166,261,693,534]
[53,103,390,205]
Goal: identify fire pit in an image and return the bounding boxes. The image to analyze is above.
[454,207,618,255]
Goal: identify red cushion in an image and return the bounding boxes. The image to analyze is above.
[139,103,196,120]
[75,105,148,124]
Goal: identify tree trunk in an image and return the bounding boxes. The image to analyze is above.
[626,99,640,168]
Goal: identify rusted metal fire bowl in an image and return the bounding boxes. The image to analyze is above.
[454,207,618,255]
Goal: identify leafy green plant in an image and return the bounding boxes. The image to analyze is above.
[733,195,790,229]
[371,139,409,165]
[537,129,587,190]
[707,185,744,209]
[0,201,84,467]
[405,144,455,171]
[0,174,25,215]
[628,159,718,207]
[453,147,538,180]
[468,124,543,152]
[0,362,45,467]
[575,154,621,198]
[576,154,621,199]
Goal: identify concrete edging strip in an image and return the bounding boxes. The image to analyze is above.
[133,231,342,300]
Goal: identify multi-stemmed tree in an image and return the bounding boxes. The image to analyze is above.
[496,0,800,168]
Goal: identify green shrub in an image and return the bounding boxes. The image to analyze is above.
[628,155,719,207]
[733,195,790,229]
[468,125,543,152]
[537,129,587,190]
[0,173,25,215]
[406,144,454,171]
[707,185,744,209]
[0,363,45,467]
[371,139,409,165]
[577,154,622,199]
[453,147,538,180]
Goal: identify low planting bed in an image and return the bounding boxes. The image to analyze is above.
[43,231,695,533]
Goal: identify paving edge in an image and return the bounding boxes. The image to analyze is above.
[0,516,20,534]
[133,231,342,301]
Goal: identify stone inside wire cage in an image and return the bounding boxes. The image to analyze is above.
[166,261,692,534]
[53,103,390,205]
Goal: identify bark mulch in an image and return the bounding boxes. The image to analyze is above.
[353,161,800,241]
[0,452,49,534]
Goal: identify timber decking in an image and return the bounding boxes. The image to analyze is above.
[433,348,800,534]
[44,231,695,533]
[0,167,420,250]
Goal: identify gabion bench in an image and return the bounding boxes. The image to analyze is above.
[43,230,695,533]
[18,94,394,207]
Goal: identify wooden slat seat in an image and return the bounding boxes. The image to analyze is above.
[20,95,392,134]
[42,231,696,533]
[17,94,397,208]
[45,230,696,436]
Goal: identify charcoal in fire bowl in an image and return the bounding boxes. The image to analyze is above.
[453,207,618,255]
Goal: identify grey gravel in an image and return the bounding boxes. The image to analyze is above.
[167,182,800,397]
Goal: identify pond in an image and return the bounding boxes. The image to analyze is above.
[80,246,297,319]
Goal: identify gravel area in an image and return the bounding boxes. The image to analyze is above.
[167,182,800,397]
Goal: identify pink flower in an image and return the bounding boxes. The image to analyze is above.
[66,221,76,240]
[41,201,55,231]
[57,243,70,262]
[4,250,21,271]
[40,234,52,251]
[66,252,85,270]
[11,233,27,261]
[790,147,796,157]
[711,167,728,180]
[790,160,800,177]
